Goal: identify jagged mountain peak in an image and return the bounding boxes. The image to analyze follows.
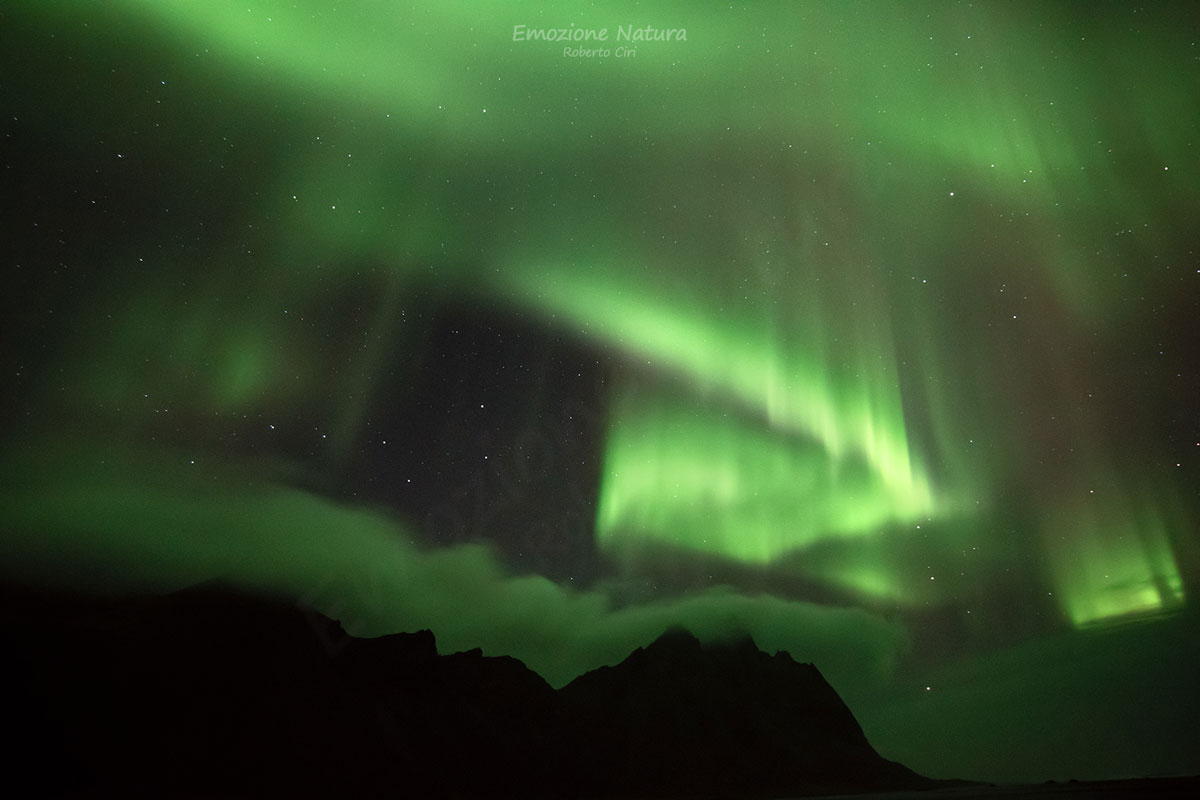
[3,581,937,798]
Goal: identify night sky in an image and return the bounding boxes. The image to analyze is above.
[3,0,1199,786]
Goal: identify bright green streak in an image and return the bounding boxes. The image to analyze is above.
[1043,493,1185,628]
[506,262,935,500]
[499,244,944,567]
[597,390,934,565]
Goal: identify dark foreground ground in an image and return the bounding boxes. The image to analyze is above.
[5,581,1195,799]
[800,775,1200,799]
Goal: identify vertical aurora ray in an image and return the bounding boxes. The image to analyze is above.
[595,388,936,565]
[1042,489,1186,628]
[497,240,945,566]
[505,258,934,492]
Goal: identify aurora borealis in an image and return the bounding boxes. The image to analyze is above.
[2,0,1199,786]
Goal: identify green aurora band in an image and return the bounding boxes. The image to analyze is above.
[595,386,935,565]
[3,0,1199,784]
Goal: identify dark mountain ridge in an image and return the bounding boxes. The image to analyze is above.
[560,626,926,797]
[1,581,942,797]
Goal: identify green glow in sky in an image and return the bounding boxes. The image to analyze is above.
[1043,492,1185,628]
[503,262,935,510]
[4,0,1199,785]
[597,387,935,565]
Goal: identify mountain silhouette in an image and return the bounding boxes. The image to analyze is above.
[1,581,943,797]
[560,626,931,797]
